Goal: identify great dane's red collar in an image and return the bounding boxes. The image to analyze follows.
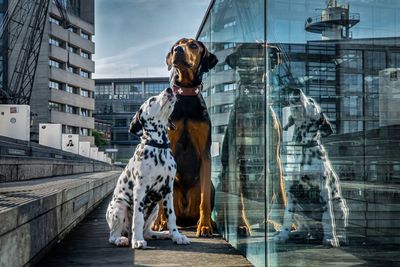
[172,84,203,96]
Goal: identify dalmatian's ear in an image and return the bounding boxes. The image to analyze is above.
[129,109,143,137]
[283,115,294,131]
[319,112,334,137]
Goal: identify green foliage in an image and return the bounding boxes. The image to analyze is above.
[92,129,108,148]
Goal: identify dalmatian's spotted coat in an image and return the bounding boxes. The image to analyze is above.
[274,88,349,247]
[106,87,190,249]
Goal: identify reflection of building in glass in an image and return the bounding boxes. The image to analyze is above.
[94,78,169,162]
[196,0,400,266]
[276,38,400,133]
[273,38,400,186]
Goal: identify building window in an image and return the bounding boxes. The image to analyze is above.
[341,73,362,93]
[48,101,63,111]
[223,83,236,92]
[80,31,90,40]
[209,103,234,115]
[49,59,63,69]
[124,104,138,112]
[65,125,78,134]
[66,85,78,94]
[80,108,90,117]
[223,64,232,71]
[223,42,236,49]
[223,20,236,29]
[80,89,90,97]
[80,128,89,136]
[68,26,77,33]
[80,50,90,59]
[364,51,386,71]
[212,125,227,134]
[80,70,90,78]
[114,119,127,127]
[67,44,78,54]
[144,82,169,97]
[49,37,62,47]
[49,80,62,90]
[65,105,78,114]
[49,16,60,25]
[95,83,113,99]
[115,83,142,99]
[114,132,128,141]
[67,65,79,74]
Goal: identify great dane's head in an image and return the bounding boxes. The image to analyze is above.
[166,38,218,86]
[287,88,334,138]
[129,87,176,137]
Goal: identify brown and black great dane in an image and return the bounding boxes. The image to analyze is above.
[152,38,218,237]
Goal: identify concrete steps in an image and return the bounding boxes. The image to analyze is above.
[0,171,120,266]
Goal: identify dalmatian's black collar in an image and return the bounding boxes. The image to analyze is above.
[144,139,170,149]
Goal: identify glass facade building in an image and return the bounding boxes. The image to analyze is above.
[94,78,169,162]
[197,0,400,266]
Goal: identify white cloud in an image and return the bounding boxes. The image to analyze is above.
[93,0,209,79]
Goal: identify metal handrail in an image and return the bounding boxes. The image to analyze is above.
[305,12,360,27]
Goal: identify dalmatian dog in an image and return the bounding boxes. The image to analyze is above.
[274,88,349,247]
[106,87,190,249]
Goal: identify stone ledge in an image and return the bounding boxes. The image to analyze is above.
[0,157,116,182]
[0,171,120,266]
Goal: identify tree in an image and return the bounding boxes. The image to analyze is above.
[92,129,109,148]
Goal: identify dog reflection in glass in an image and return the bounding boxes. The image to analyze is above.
[274,88,349,247]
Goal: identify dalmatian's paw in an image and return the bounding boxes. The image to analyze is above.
[114,236,130,247]
[144,230,170,240]
[323,237,340,247]
[132,239,147,249]
[172,234,190,245]
[274,229,290,243]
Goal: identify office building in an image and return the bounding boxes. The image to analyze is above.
[94,77,170,162]
[2,0,95,143]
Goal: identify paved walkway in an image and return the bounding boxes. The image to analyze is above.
[38,195,253,267]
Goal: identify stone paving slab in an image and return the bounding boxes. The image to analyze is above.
[38,195,254,267]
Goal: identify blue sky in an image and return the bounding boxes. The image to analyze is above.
[93,0,210,79]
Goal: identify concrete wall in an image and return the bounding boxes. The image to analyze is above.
[50,110,94,129]
[0,171,119,266]
[50,88,95,110]
[0,157,113,183]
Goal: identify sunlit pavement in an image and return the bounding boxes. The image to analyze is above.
[38,195,253,267]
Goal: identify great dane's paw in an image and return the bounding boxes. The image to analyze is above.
[238,226,252,237]
[172,234,190,245]
[196,221,214,237]
[132,239,147,249]
[152,220,168,231]
[274,229,290,243]
[266,219,282,232]
[115,236,130,247]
